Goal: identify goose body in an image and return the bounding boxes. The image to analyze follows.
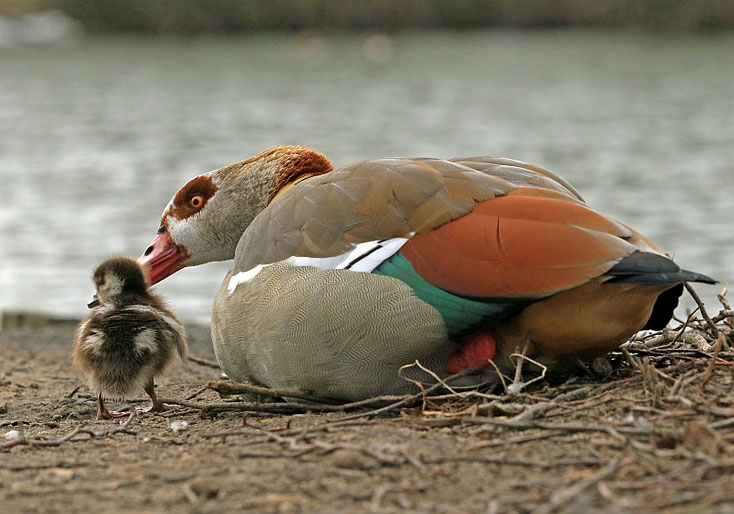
[138,147,714,400]
[73,257,187,418]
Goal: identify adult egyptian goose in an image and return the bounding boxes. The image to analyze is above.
[138,146,714,400]
[73,257,187,418]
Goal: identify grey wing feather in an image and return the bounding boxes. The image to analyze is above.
[450,157,585,201]
[233,156,576,272]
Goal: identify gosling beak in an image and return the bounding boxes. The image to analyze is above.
[87,294,100,309]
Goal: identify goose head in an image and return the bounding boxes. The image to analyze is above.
[138,146,333,284]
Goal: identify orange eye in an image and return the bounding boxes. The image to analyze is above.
[190,195,204,208]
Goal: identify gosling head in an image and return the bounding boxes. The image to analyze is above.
[88,257,149,308]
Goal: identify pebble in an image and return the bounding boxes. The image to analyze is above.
[592,357,613,377]
[170,420,189,434]
[507,382,525,394]
[328,449,377,470]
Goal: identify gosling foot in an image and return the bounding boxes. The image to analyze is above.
[146,401,168,414]
[144,380,169,414]
[96,394,131,420]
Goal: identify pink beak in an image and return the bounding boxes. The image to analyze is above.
[137,227,187,285]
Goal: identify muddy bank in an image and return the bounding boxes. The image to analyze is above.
[1,312,733,513]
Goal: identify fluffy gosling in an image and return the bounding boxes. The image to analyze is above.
[73,257,187,419]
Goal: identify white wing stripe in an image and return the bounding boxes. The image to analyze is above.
[347,238,409,272]
[227,238,411,295]
[228,264,272,294]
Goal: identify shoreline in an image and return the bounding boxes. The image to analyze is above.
[0,310,211,332]
[3,1,734,33]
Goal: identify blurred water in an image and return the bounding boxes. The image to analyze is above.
[1,31,732,324]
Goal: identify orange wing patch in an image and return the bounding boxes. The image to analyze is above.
[400,187,639,299]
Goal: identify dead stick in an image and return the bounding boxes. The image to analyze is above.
[464,416,656,435]
[68,410,138,440]
[536,458,622,514]
[424,455,604,469]
[685,283,719,335]
[202,419,382,439]
[669,308,700,347]
[185,386,207,400]
[167,390,418,415]
[712,310,734,322]
[161,398,336,414]
[468,430,566,450]
[1,411,137,449]
[512,401,555,422]
[509,340,531,393]
[187,354,221,369]
[206,381,335,403]
[711,417,734,430]
[700,332,725,387]
[323,367,480,423]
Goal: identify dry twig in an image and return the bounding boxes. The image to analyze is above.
[1,411,137,450]
[187,354,221,369]
[700,331,725,388]
[685,283,719,335]
[535,458,622,514]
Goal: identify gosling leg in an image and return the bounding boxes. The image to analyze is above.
[96,393,129,420]
[144,379,166,413]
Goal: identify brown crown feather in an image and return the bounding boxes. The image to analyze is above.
[264,146,333,202]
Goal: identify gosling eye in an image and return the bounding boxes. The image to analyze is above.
[189,195,204,208]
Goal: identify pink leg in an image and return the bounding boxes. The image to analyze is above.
[446,331,497,374]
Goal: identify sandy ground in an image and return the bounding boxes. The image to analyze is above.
[1,314,734,514]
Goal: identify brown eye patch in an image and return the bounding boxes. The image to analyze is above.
[167,175,218,220]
